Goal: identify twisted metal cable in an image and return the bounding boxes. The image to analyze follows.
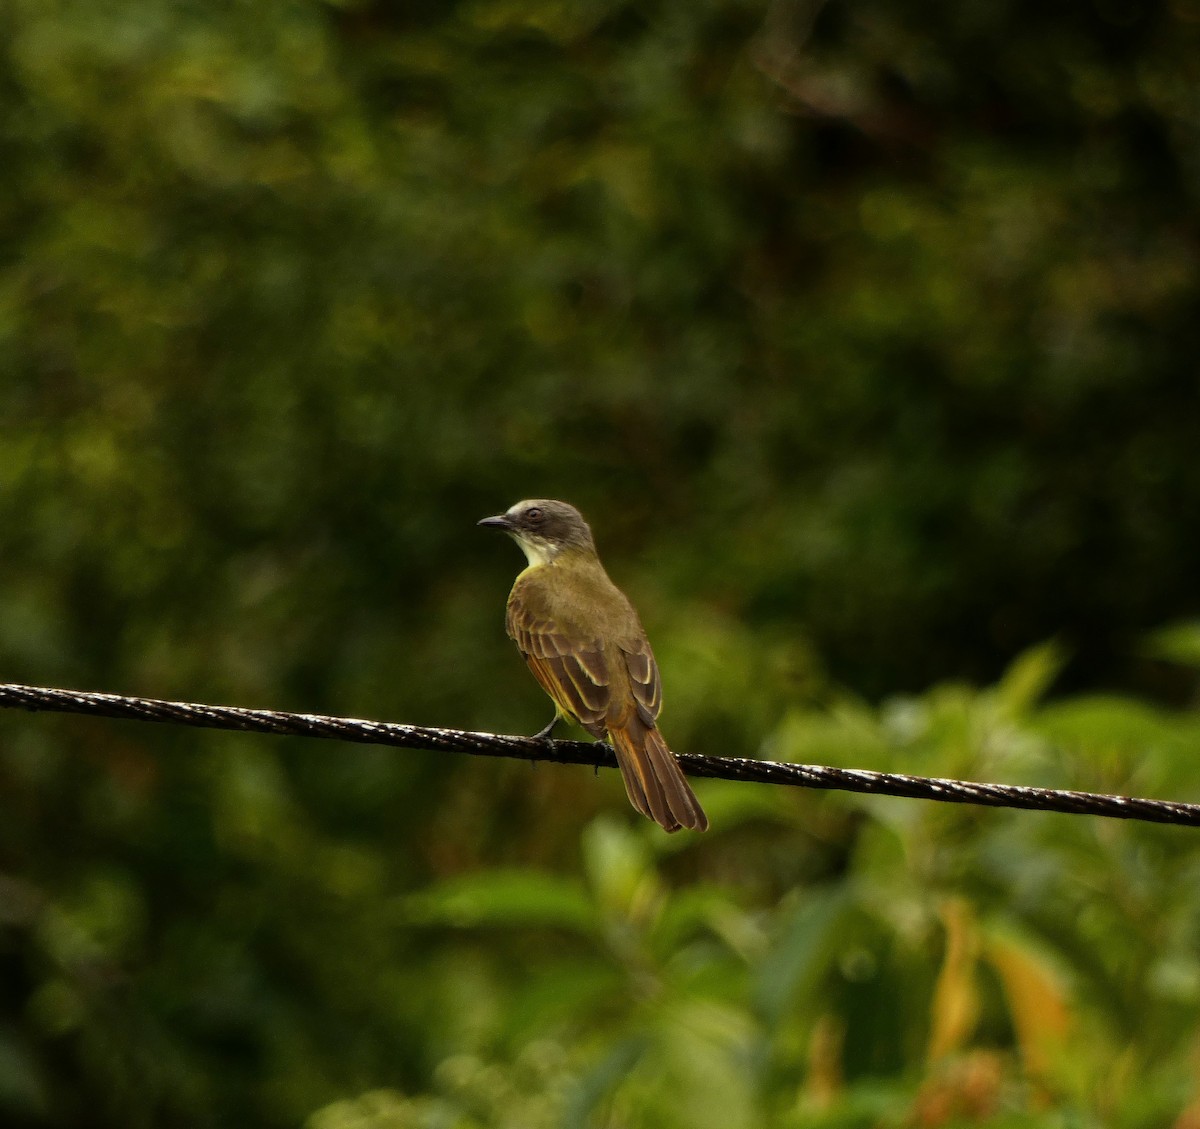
[1,681,1197,826]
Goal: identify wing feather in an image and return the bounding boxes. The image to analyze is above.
[507,589,611,734]
[620,637,662,727]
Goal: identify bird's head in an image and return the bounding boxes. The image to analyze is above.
[478,499,596,566]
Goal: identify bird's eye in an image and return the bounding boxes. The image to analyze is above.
[525,507,544,522]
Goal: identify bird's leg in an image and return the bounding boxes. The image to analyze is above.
[533,714,560,741]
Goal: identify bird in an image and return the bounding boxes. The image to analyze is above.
[478,499,708,833]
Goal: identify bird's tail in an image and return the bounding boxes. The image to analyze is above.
[608,721,708,833]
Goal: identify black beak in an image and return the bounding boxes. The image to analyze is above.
[477,514,512,530]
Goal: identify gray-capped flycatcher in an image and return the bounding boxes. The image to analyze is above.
[479,499,708,833]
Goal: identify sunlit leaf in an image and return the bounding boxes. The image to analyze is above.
[984,926,1073,1082]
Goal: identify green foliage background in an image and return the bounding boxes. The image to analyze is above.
[2,0,1200,1125]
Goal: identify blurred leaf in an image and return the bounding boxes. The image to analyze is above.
[1143,621,1200,669]
[404,870,597,933]
[562,1037,648,1129]
[306,1089,417,1129]
[993,642,1066,717]
[755,888,850,1030]
[984,926,1072,1082]
[926,899,980,1062]
[580,816,660,922]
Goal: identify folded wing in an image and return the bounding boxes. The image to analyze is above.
[619,635,662,726]
[506,591,610,737]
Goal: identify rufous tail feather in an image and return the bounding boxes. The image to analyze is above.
[607,722,708,833]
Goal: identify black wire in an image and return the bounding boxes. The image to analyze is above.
[1,681,1197,826]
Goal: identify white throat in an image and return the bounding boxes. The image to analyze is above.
[512,534,561,568]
